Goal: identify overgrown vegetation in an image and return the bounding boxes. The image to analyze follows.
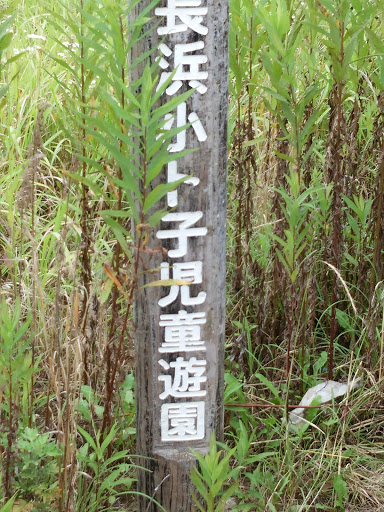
[0,0,384,510]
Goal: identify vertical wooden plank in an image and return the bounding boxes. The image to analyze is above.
[132,1,229,510]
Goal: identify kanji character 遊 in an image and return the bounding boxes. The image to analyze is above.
[158,356,207,399]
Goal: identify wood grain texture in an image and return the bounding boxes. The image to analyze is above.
[131,1,229,509]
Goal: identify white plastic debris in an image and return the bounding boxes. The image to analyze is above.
[224,498,238,511]
[287,378,362,430]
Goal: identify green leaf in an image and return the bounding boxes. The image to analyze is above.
[146,208,168,227]
[333,473,348,505]
[77,425,98,453]
[274,151,295,164]
[0,495,17,512]
[143,179,187,214]
[101,215,134,256]
[366,27,384,54]
[100,424,117,455]
[191,491,206,512]
[141,278,192,289]
[140,63,153,118]
[0,31,12,51]
[224,373,245,403]
[254,373,282,403]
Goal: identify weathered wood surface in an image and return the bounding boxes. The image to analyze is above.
[132,1,229,510]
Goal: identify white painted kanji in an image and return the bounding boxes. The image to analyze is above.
[188,79,208,95]
[188,111,207,141]
[154,0,212,446]
[160,103,207,153]
[159,310,206,353]
[167,160,199,207]
[158,356,207,399]
[174,42,208,80]
[158,261,206,307]
[163,103,186,152]
[157,41,208,96]
[156,212,207,258]
[155,0,208,36]
[160,401,205,441]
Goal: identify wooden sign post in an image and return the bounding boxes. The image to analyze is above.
[133,0,229,510]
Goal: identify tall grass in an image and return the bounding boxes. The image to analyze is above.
[225,0,384,509]
[1,0,175,509]
[0,0,384,510]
